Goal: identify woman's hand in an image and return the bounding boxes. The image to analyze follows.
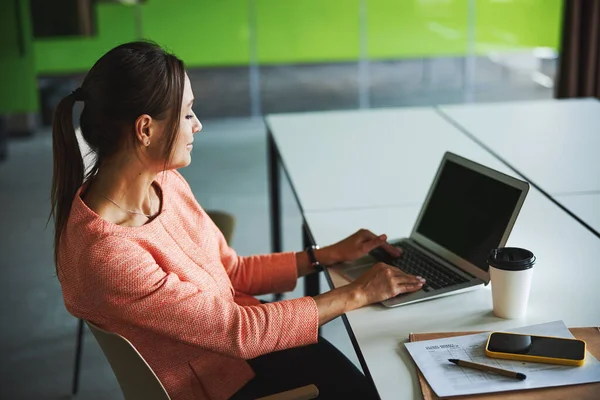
[350,262,425,306]
[317,229,402,265]
[313,262,425,325]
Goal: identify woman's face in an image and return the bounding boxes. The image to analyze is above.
[165,73,202,170]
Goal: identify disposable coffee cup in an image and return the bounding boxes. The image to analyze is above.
[487,247,536,319]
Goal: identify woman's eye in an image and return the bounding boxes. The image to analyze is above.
[185,114,194,120]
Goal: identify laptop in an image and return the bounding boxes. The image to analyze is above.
[342,152,530,307]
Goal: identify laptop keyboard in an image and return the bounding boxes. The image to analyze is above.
[371,242,470,291]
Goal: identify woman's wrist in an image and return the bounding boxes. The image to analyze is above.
[341,284,366,311]
[314,245,341,266]
[313,284,366,325]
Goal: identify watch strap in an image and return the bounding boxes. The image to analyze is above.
[306,245,324,272]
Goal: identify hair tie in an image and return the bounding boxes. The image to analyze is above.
[71,87,85,102]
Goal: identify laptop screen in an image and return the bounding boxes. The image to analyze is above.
[415,159,523,272]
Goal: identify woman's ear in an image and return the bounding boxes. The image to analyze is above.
[134,114,153,147]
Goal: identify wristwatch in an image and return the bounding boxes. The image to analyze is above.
[306,245,324,272]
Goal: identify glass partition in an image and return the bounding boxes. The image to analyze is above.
[254,0,361,114]
[472,0,562,102]
[366,0,470,107]
[27,0,564,119]
[249,0,563,114]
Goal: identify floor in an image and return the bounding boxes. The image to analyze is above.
[1,56,553,399]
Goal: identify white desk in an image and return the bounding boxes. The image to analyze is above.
[439,99,600,234]
[266,107,521,296]
[555,193,600,235]
[265,104,600,398]
[304,188,600,400]
[267,107,519,213]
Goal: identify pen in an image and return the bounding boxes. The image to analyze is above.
[448,359,527,380]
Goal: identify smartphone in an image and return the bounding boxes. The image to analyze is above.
[485,332,586,367]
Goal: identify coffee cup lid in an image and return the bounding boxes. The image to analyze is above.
[488,247,535,271]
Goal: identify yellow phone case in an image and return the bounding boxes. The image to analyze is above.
[484,332,586,367]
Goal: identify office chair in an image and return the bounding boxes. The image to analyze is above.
[86,321,318,400]
[71,211,236,395]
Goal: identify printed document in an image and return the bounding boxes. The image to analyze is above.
[405,321,600,397]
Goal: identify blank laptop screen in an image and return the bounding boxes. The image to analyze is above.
[415,159,522,272]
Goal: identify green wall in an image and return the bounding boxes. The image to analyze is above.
[34,0,251,74]
[476,0,562,53]
[34,4,137,75]
[0,0,564,113]
[32,0,564,73]
[368,0,469,58]
[255,0,360,64]
[0,0,37,113]
[141,0,250,66]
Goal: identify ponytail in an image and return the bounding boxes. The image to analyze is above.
[49,93,85,273]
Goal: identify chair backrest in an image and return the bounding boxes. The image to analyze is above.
[86,321,171,400]
[206,210,236,244]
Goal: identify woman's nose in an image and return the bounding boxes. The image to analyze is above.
[194,116,202,134]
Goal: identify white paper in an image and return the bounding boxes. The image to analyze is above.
[404,321,600,397]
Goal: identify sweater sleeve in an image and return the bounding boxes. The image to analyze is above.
[82,236,319,359]
[218,236,299,296]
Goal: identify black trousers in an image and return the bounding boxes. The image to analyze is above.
[229,336,379,400]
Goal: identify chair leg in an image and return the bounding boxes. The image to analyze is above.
[72,318,85,395]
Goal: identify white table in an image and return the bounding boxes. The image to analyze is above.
[304,187,600,400]
[554,193,600,235]
[438,98,600,236]
[265,104,600,399]
[266,107,519,296]
[267,107,521,213]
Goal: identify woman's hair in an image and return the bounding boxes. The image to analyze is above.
[49,41,185,270]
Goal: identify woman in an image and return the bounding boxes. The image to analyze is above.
[50,41,425,400]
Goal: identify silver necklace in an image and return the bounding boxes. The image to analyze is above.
[102,192,154,218]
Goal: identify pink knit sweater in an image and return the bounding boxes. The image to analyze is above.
[58,169,319,400]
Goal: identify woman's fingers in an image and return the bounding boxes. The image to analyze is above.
[397,281,425,293]
[353,262,426,305]
[390,269,426,295]
[390,267,425,282]
[373,234,403,258]
[358,230,402,258]
[378,264,425,297]
[382,242,402,258]
[396,276,425,289]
